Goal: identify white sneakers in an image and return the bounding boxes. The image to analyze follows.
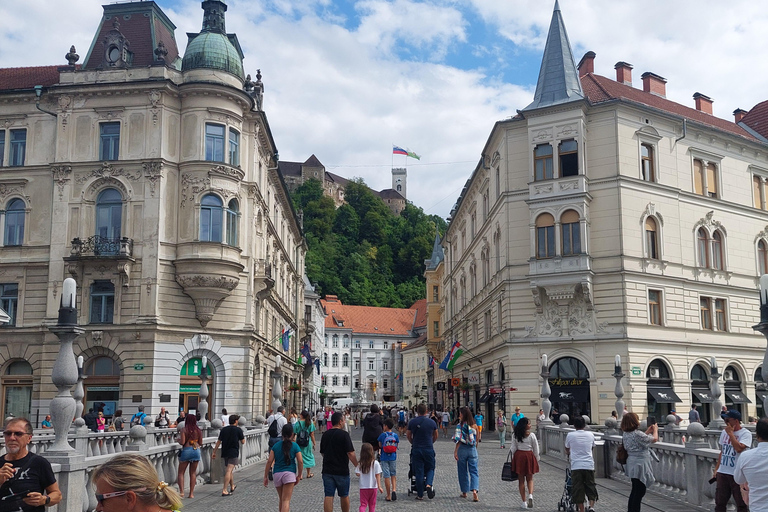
[528,494,534,508]
[520,502,528,509]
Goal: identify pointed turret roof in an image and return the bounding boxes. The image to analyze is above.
[424,227,444,271]
[523,0,584,111]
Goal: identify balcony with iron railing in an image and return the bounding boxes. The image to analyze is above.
[69,236,134,258]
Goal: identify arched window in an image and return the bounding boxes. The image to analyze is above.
[549,357,591,421]
[84,356,120,376]
[534,144,553,181]
[332,353,338,367]
[2,361,32,420]
[96,189,122,253]
[342,353,349,367]
[4,198,25,246]
[759,240,768,275]
[536,213,555,259]
[200,194,223,242]
[470,266,477,296]
[697,228,709,267]
[690,363,712,425]
[561,210,580,255]
[645,217,659,259]
[225,199,239,246]
[711,230,724,270]
[647,359,679,419]
[724,365,749,418]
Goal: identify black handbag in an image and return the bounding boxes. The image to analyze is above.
[501,451,518,482]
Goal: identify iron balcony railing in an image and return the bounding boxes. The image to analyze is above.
[70,236,133,258]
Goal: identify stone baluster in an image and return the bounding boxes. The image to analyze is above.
[199,356,210,428]
[539,354,553,426]
[128,423,148,450]
[72,356,85,426]
[613,354,626,421]
[273,355,284,412]
[751,274,768,418]
[709,357,725,429]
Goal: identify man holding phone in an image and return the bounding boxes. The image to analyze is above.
[714,409,751,512]
[0,417,62,512]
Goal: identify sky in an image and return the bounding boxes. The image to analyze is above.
[2,0,767,219]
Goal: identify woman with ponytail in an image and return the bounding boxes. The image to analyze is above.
[264,423,303,512]
[91,453,183,512]
[177,413,202,498]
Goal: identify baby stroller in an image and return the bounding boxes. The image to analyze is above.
[558,467,576,512]
[406,450,426,496]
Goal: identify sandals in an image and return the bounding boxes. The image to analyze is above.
[221,492,231,497]
[230,485,236,493]
[307,473,314,478]
[472,491,479,502]
[460,493,467,498]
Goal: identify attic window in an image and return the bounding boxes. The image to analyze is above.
[338,321,343,327]
[374,327,378,330]
[390,328,394,331]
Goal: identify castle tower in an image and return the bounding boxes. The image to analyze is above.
[392,167,407,199]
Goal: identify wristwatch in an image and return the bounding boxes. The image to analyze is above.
[45,496,51,506]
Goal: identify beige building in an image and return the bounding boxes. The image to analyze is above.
[441,3,768,425]
[0,0,306,423]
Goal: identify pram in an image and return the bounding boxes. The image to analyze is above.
[406,450,427,497]
[558,467,576,512]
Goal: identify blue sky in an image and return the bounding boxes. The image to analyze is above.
[2,1,767,219]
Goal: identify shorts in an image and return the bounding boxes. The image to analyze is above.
[398,421,406,428]
[179,446,201,462]
[442,421,449,428]
[380,459,397,478]
[571,469,598,503]
[273,471,297,487]
[223,457,239,468]
[477,425,483,433]
[322,473,351,497]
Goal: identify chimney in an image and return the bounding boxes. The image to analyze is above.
[733,108,748,123]
[641,72,667,98]
[577,51,596,78]
[614,61,633,86]
[693,93,713,115]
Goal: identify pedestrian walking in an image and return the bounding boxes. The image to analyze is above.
[362,404,385,452]
[295,410,317,478]
[377,418,399,501]
[321,412,358,512]
[621,412,658,512]
[355,443,383,512]
[0,417,63,510]
[714,409,751,512]
[564,416,597,512]
[441,410,451,438]
[496,410,508,449]
[326,407,333,432]
[129,405,147,427]
[91,453,182,512]
[734,417,768,511]
[264,423,303,512]
[509,416,539,509]
[397,409,407,435]
[212,414,245,496]
[407,403,438,500]
[111,409,124,431]
[177,413,202,498]
[221,408,229,425]
[318,408,325,433]
[473,410,484,443]
[511,406,524,427]
[688,404,700,423]
[453,406,479,502]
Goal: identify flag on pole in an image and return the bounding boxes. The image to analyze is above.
[428,356,435,367]
[300,343,312,364]
[314,358,321,375]
[406,149,421,160]
[438,340,463,371]
[393,145,408,156]
[281,326,291,351]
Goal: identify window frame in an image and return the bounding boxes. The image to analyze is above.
[0,283,19,327]
[758,240,768,275]
[558,139,579,177]
[228,128,240,167]
[99,122,121,161]
[204,123,226,162]
[535,213,556,259]
[645,216,659,260]
[8,129,26,167]
[199,194,223,242]
[225,199,239,247]
[700,296,712,330]
[90,280,115,325]
[641,143,655,182]
[648,289,662,326]
[4,198,26,246]
[534,143,554,181]
[560,210,581,256]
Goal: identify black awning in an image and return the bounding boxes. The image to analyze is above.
[647,387,682,404]
[726,392,752,404]
[478,392,490,403]
[693,390,716,403]
[489,394,500,403]
[757,392,768,404]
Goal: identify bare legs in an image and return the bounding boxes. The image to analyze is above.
[276,482,295,512]
[518,476,534,503]
[178,461,188,496]
[188,461,198,498]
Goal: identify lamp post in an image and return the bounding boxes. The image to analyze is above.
[614,354,626,422]
[540,354,553,426]
[752,274,768,418]
[709,356,725,429]
[48,278,82,453]
[198,355,210,428]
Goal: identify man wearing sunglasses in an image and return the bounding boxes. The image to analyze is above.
[0,417,62,512]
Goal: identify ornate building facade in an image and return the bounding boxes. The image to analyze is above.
[441,3,768,425]
[0,0,306,423]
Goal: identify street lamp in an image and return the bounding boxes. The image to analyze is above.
[752,274,768,418]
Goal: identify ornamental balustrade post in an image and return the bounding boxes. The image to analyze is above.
[539,354,553,426]
[613,355,626,422]
[709,357,725,429]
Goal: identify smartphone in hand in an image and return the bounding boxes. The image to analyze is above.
[647,416,657,427]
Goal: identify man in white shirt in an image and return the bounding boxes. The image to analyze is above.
[266,406,288,447]
[734,418,768,511]
[441,410,450,438]
[564,416,597,512]
[714,409,752,512]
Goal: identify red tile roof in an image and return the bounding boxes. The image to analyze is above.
[410,299,427,329]
[0,66,64,91]
[581,73,760,142]
[321,298,417,336]
[741,100,768,140]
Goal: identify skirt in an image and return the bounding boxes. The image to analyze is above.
[179,446,201,462]
[512,450,539,477]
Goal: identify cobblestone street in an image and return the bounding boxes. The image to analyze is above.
[180,427,693,512]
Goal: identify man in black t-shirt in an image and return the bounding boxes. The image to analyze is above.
[320,412,358,512]
[362,404,384,451]
[0,418,62,512]
[407,403,439,500]
[212,415,245,496]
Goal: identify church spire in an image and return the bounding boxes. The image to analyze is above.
[523,0,584,111]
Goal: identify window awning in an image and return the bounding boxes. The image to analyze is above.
[489,394,500,403]
[693,390,715,403]
[478,392,490,403]
[647,387,682,404]
[726,391,752,404]
[757,392,768,404]
[0,306,9,324]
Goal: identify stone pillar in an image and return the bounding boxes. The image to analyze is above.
[613,355,626,422]
[709,357,725,429]
[72,356,85,424]
[684,422,710,506]
[539,354,553,427]
[198,356,210,428]
[272,355,283,412]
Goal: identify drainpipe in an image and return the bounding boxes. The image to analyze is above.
[675,119,687,144]
[34,85,58,117]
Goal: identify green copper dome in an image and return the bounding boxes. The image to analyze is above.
[182,32,244,80]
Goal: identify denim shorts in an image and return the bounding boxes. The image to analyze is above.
[179,446,201,462]
[380,459,397,478]
[322,473,351,497]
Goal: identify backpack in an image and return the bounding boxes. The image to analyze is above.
[130,412,146,427]
[398,411,405,422]
[268,418,279,438]
[381,432,398,454]
[296,424,310,448]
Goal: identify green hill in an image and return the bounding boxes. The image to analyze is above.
[292,178,446,307]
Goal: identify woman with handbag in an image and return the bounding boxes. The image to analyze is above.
[453,407,480,501]
[496,410,507,449]
[177,414,203,498]
[509,416,539,509]
[621,412,658,512]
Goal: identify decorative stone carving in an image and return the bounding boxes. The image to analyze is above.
[51,165,72,200]
[532,129,551,142]
[180,174,211,208]
[142,161,164,196]
[65,45,79,66]
[209,165,245,181]
[0,180,30,203]
[556,124,578,138]
[694,210,726,234]
[531,286,543,313]
[643,203,664,226]
[76,162,141,184]
[92,330,103,346]
[534,184,553,195]
[153,41,168,64]
[559,180,579,191]
[101,18,131,69]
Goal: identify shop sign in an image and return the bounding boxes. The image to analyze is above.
[548,378,585,386]
[133,363,145,370]
[631,366,642,376]
[489,387,503,394]
[451,378,461,387]
[467,373,480,385]
[180,385,202,393]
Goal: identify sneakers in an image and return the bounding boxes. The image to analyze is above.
[520,502,529,509]
[391,491,397,501]
[527,495,533,508]
[426,485,435,499]
[587,508,595,512]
